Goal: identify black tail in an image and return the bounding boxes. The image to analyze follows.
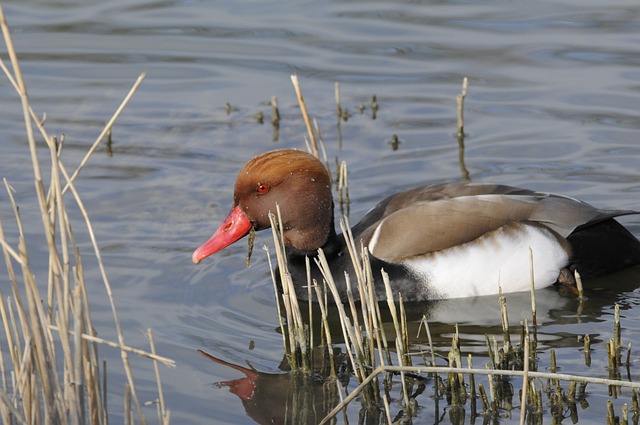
[567,219,640,278]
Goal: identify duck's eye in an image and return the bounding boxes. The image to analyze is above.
[256,183,270,194]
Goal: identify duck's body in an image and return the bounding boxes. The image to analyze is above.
[193,149,640,302]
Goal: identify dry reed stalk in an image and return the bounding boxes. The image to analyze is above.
[43,327,175,367]
[417,315,436,366]
[271,95,280,125]
[382,272,411,413]
[334,82,341,118]
[312,117,329,165]
[264,247,289,355]
[574,270,584,299]
[364,261,383,372]
[607,400,615,425]
[343,274,365,362]
[455,78,470,181]
[337,160,349,216]
[499,290,512,356]
[519,335,530,425]
[456,77,468,136]
[312,284,337,378]
[290,74,318,156]
[305,256,314,366]
[338,217,364,286]
[147,329,170,425]
[399,297,409,363]
[370,95,378,119]
[528,248,538,344]
[467,354,476,400]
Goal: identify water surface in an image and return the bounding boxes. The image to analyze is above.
[1,0,640,423]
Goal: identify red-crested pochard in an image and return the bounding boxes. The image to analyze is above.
[193,149,640,301]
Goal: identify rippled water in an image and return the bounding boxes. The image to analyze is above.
[1,0,640,423]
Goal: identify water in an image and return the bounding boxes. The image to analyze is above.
[1,0,640,423]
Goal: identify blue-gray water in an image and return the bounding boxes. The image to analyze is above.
[1,0,640,423]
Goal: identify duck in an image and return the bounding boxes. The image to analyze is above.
[192,149,640,302]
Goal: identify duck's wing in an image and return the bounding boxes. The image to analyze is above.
[358,185,637,262]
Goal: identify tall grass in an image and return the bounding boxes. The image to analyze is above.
[0,6,173,424]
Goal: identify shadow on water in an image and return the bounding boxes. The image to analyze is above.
[198,266,640,424]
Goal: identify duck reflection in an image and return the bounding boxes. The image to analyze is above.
[198,349,347,425]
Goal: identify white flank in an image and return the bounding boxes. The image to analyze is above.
[403,224,569,299]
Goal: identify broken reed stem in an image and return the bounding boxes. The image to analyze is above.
[360,247,389,371]
[499,289,511,351]
[338,217,364,286]
[467,354,476,400]
[529,248,538,332]
[264,247,289,358]
[306,257,313,364]
[584,334,592,366]
[72,286,84,425]
[291,74,318,156]
[338,160,349,216]
[455,77,471,181]
[54,325,176,366]
[312,117,329,164]
[456,77,468,136]
[574,270,584,299]
[271,96,280,126]
[382,271,411,410]
[519,336,530,425]
[312,283,337,379]
[417,315,436,366]
[147,329,170,425]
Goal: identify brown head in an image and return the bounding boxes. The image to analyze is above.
[193,149,334,264]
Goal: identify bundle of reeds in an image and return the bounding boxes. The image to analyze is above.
[0,6,172,424]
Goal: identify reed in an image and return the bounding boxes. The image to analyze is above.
[371,95,379,120]
[456,77,470,181]
[0,7,172,424]
[291,74,318,156]
[456,77,468,137]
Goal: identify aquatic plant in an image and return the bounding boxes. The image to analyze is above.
[0,7,172,424]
